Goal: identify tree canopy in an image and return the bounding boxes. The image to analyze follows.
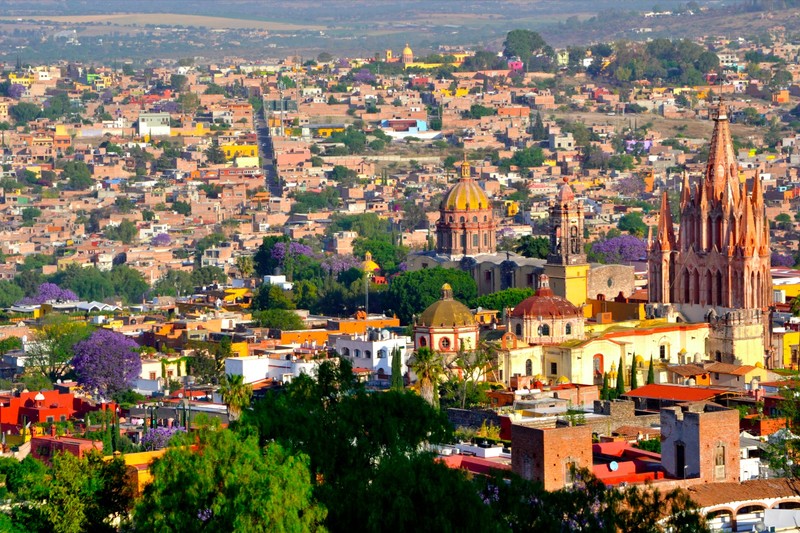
[387,267,477,324]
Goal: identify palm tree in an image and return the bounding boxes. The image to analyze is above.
[409,347,444,408]
[218,373,252,421]
[235,255,255,279]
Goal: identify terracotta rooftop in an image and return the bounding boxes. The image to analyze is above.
[667,364,707,377]
[623,384,729,402]
[688,478,800,508]
[703,362,757,376]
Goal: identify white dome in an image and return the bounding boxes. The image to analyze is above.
[34,392,45,401]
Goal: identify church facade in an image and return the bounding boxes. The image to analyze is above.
[647,102,773,366]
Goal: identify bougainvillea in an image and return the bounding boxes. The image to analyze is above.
[140,426,185,451]
[16,282,78,305]
[73,329,141,397]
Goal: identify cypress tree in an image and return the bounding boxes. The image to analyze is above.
[390,346,404,390]
[630,356,639,391]
[615,356,626,398]
[601,372,610,400]
[647,356,655,385]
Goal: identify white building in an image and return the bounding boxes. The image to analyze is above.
[330,328,411,382]
[225,356,270,384]
[263,274,294,291]
[138,112,171,137]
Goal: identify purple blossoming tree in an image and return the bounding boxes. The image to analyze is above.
[772,252,795,267]
[140,426,184,451]
[591,235,647,264]
[321,254,361,276]
[271,241,314,264]
[17,282,78,305]
[8,84,25,99]
[152,233,172,246]
[73,329,142,397]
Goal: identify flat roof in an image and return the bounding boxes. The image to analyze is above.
[623,384,729,402]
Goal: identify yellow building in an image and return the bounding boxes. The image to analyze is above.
[221,144,258,160]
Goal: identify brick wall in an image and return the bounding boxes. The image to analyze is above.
[512,424,593,491]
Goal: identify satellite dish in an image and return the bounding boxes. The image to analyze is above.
[755,522,766,532]
[609,461,619,472]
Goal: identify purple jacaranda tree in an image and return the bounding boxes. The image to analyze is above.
[73,329,142,397]
[772,252,795,267]
[152,233,172,246]
[140,426,184,451]
[8,84,25,99]
[271,241,314,264]
[353,68,376,84]
[321,254,362,276]
[591,235,647,264]
[17,282,78,305]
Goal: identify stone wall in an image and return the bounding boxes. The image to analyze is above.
[585,399,661,435]
[446,408,501,430]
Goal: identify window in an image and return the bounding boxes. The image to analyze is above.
[460,216,465,223]
[472,216,478,223]
[525,359,533,376]
[538,324,551,336]
[167,370,174,378]
[484,233,488,246]
[60,415,66,422]
[364,350,371,359]
[149,372,157,380]
[515,323,523,336]
[342,347,350,356]
[472,234,479,247]
[659,345,667,360]
[550,362,558,375]
[419,337,427,347]
[440,337,451,350]
[715,445,726,480]
[354,349,361,358]
[378,349,387,359]
[46,416,54,423]
[565,323,572,335]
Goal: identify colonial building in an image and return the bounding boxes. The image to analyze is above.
[507,275,585,346]
[413,283,479,357]
[647,101,773,367]
[435,157,496,258]
[544,178,590,309]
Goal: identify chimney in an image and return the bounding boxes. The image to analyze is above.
[50,424,56,438]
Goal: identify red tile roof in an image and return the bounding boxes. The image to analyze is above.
[623,384,728,402]
[688,478,800,508]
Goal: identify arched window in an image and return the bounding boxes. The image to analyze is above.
[419,336,427,347]
[459,216,465,223]
[378,349,387,359]
[483,233,488,246]
[515,323,523,336]
[354,349,361,358]
[440,337,451,350]
[472,216,478,223]
[364,350,371,359]
[593,354,604,376]
[484,215,487,222]
[448,216,454,223]
[472,234,478,247]
[342,347,350,356]
[565,323,572,335]
[538,324,550,336]
[525,359,533,376]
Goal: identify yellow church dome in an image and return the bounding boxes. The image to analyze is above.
[417,284,474,328]
[362,251,380,273]
[442,179,490,211]
[402,44,413,56]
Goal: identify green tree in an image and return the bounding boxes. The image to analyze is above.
[104,219,138,244]
[601,372,611,400]
[26,315,93,382]
[253,285,295,311]
[251,309,304,330]
[218,374,253,421]
[387,267,477,324]
[775,212,793,231]
[515,235,550,258]
[473,288,534,312]
[616,356,626,397]
[409,347,445,408]
[152,270,194,297]
[391,346,404,390]
[133,429,326,532]
[0,280,24,307]
[204,141,226,165]
[172,200,191,216]
[235,255,255,278]
[9,102,41,124]
[21,206,41,225]
[618,212,648,237]
[647,356,655,385]
[503,29,549,60]
[61,161,94,190]
[630,356,639,390]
